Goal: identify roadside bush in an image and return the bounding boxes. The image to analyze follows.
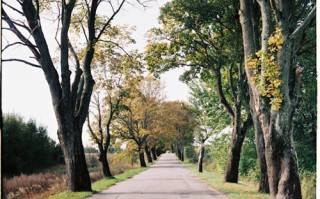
[207,133,230,173]
[184,145,198,163]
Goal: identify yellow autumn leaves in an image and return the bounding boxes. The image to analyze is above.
[247,28,284,110]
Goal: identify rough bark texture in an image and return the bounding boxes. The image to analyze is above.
[198,145,205,173]
[58,128,91,191]
[251,102,269,193]
[224,108,245,182]
[239,0,315,197]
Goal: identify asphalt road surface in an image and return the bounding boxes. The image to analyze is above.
[88,153,228,199]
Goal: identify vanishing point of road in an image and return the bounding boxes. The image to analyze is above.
[88,153,228,199]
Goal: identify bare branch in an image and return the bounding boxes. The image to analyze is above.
[3,2,24,16]
[96,0,126,41]
[2,41,36,52]
[290,6,316,40]
[2,9,41,60]
[2,58,41,68]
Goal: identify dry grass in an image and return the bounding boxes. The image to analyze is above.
[4,154,141,199]
[3,173,67,199]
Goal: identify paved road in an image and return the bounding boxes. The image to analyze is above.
[88,153,228,199]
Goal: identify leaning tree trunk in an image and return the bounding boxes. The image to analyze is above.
[58,127,91,191]
[198,145,205,173]
[145,144,153,163]
[151,146,157,160]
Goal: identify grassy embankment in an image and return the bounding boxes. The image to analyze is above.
[183,162,270,199]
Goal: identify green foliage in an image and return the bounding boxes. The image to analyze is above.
[238,129,259,181]
[292,24,316,173]
[3,113,62,177]
[184,145,198,163]
[207,133,230,172]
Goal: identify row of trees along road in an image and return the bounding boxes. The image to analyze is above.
[2,0,152,192]
[145,0,315,198]
[2,0,316,198]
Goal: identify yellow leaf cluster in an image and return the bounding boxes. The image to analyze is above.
[246,28,284,110]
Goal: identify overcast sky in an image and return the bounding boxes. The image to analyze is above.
[2,0,190,146]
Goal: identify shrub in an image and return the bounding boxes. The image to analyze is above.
[184,144,198,163]
[300,171,316,199]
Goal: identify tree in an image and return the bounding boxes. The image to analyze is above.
[188,81,229,172]
[87,49,143,177]
[114,76,163,167]
[2,0,145,191]
[145,0,256,184]
[239,0,316,198]
[157,101,196,161]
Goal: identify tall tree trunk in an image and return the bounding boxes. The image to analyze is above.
[99,150,113,178]
[151,146,157,161]
[139,147,147,167]
[58,128,91,191]
[145,144,153,163]
[238,0,313,197]
[198,145,205,172]
[224,106,245,183]
[250,98,269,193]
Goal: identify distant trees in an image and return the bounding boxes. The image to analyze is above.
[3,113,62,177]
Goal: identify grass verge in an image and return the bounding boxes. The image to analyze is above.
[49,167,149,199]
[183,163,270,199]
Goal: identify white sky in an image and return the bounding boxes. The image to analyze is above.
[2,0,190,146]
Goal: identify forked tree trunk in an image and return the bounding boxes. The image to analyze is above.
[198,145,205,172]
[145,144,153,163]
[151,146,157,160]
[58,128,91,191]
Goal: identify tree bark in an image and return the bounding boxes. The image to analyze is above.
[198,145,205,173]
[99,150,113,178]
[250,97,269,193]
[139,147,147,167]
[238,0,314,197]
[58,128,91,191]
[151,146,157,161]
[145,144,153,163]
[224,110,244,182]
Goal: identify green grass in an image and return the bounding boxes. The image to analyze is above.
[49,167,149,199]
[184,163,270,199]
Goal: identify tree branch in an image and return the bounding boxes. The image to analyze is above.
[290,6,316,40]
[2,58,41,68]
[96,0,126,41]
